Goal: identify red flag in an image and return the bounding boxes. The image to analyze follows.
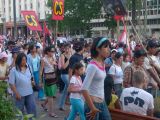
[118,18,131,55]
[44,21,50,35]
[21,11,42,31]
[52,0,64,20]
[114,15,123,21]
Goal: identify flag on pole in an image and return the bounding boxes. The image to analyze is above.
[43,22,51,47]
[21,11,42,31]
[44,21,50,35]
[118,17,131,55]
[52,0,64,20]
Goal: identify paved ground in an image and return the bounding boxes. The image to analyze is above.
[36,94,69,120]
[36,93,79,120]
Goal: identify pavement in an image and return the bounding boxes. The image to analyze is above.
[36,93,79,120]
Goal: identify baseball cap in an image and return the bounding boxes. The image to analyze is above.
[147,40,158,48]
[0,52,8,59]
[111,49,118,53]
[134,49,146,58]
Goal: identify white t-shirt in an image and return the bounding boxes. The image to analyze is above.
[120,87,154,116]
[109,64,123,84]
[70,76,83,99]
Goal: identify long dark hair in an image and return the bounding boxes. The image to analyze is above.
[44,46,52,55]
[91,37,110,58]
[15,53,27,71]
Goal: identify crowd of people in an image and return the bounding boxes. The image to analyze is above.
[0,34,160,120]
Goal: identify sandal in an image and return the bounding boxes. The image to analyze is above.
[41,104,48,111]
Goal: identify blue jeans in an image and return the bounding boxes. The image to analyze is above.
[15,94,37,117]
[84,101,111,120]
[67,98,85,120]
[33,71,44,99]
[114,84,123,98]
[59,74,69,109]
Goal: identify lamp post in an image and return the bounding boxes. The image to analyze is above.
[13,0,17,39]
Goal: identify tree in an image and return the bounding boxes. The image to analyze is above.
[47,0,102,36]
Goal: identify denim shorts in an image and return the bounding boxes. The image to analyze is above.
[84,101,112,120]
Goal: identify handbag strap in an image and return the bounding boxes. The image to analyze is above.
[28,65,33,79]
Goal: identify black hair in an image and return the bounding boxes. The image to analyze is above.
[28,44,36,54]
[73,41,84,52]
[15,53,27,71]
[44,46,53,54]
[72,62,84,75]
[8,41,15,46]
[23,43,29,49]
[64,43,71,48]
[91,37,110,58]
[118,42,124,48]
[115,52,122,60]
[104,75,114,105]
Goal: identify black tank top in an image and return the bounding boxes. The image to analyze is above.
[61,55,69,74]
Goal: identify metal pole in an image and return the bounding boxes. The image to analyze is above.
[13,0,17,39]
[132,0,136,33]
[144,0,147,35]
[55,21,58,46]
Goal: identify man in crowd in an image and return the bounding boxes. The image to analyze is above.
[144,40,160,95]
[120,71,154,117]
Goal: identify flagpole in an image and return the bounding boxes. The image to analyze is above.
[117,20,120,41]
[55,20,58,47]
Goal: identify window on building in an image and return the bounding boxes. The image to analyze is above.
[31,3,33,9]
[25,3,27,10]
[158,9,160,14]
[158,19,160,24]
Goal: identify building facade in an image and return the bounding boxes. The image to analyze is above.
[0,0,51,36]
[90,0,160,38]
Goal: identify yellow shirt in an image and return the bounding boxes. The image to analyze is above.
[108,94,118,109]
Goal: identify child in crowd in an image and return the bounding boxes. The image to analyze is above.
[67,63,85,120]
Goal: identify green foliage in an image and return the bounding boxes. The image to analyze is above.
[0,82,16,120]
[104,16,117,29]
[47,0,102,33]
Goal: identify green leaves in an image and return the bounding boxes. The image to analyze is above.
[0,82,16,120]
[46,0,102,34]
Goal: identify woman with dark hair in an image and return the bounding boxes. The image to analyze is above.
[81,37,111,120]
[27,44,44,100]
[9,53,37,117]
[59,43,71,110]
[68,41,85,81]
[40,46,58,117]
[108,52,123,98]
